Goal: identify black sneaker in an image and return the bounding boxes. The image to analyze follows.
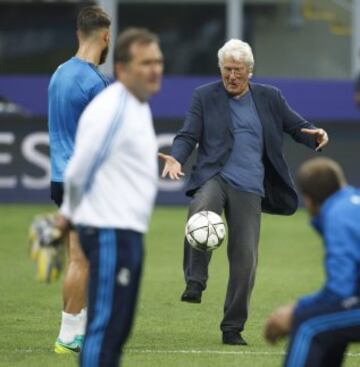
[222,332,248,346]
[180,281,203,303]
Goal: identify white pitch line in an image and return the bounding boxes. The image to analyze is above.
[5,348,360,358]
[127,349,285,356]
[126,349,360,358]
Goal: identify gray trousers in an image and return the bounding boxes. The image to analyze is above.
[183,175,261,333]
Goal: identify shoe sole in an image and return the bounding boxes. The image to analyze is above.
[54,343,80,354]
[180,297,201,304]
[222,341,248,346]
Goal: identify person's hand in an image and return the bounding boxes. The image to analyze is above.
[42,213,70,246]
[301,128,329,151]
[54,214,71,233]
[158,152,185,180]
[29,213,69,248]
[264,303,295,344]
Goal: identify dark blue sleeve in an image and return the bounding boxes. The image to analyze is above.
[171,89,203,165]
[295,212,357,313]
[295,288,342,315]
[276,89,317,150]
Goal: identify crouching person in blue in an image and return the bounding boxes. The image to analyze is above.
[264,157,360,367]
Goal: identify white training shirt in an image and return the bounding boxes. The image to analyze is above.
[60,81,158,233]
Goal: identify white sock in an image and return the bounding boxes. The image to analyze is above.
[58,311,81,343]
[77,308,87,336]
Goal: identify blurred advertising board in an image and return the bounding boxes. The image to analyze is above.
[0,115,359,205]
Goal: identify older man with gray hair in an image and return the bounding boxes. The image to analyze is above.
[159,39,328,345]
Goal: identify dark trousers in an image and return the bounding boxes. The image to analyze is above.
[78,227,143,367]
[285,297,360,367]
[183,175,261,332]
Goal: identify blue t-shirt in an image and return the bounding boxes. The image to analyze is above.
[48,57,110,182]
[295,186,360,314]
[220,91,265,197]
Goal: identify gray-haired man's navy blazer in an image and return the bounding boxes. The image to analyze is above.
[171,81,317,215]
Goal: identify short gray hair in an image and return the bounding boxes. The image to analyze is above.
[218,39,254,76]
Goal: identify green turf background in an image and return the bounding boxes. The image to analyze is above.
[1,205,359,366]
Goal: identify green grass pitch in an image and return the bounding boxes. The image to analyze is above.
[1,205,359,366]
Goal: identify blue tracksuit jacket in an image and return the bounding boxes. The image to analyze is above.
[295,186,360,315]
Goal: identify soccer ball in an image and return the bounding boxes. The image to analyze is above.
[185,211,226,252]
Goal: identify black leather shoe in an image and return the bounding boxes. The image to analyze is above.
[222,332,248,345]
[180,281,203,303]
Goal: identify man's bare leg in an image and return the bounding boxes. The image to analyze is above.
[63,230,88,313]
[55,230,88,351]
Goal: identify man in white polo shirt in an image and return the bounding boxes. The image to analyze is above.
[54,28,163,367]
